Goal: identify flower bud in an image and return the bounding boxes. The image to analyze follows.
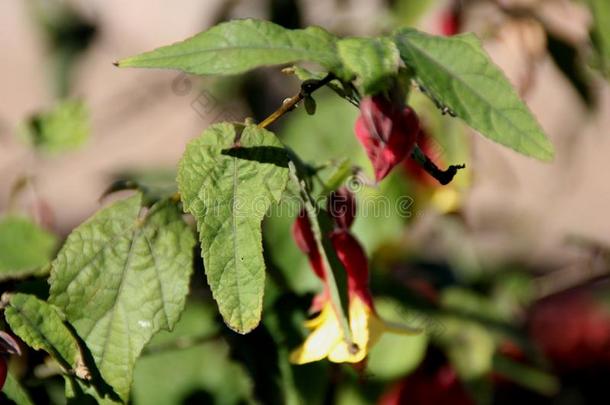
[355,96,419,181]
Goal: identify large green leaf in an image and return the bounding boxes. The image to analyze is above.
[4,294,89,378]
[19,99,89,154]
[118,19,343,77]
[393,28,554,161]
[337,37,400,94]
[48,194,195,402]
[178,123,289,334]
[0,216,57,281]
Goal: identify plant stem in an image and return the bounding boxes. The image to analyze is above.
[287,161,355,351]
[410,145,465,185]
[258,74,335,129]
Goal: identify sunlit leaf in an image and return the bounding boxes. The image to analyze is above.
[49,194,195,401]
[118,19,344,77]
[394,28,554,161]
[337,37,400,94]
[5,294,89,379]
[178,123,289,333]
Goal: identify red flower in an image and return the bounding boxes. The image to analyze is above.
[330,229,373,308]
[378,351,474,405]
[327,187,356,230]
[439,1,461,36]
[292,210,325,280]
[528,288,610,371]
[0,331,21,391]
[355,96,420,181]
[290,212,419,365]
[0,357,6,391]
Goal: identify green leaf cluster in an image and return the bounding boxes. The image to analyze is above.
[119,18,554,160]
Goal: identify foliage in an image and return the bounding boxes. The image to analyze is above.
[0,216,57,281]
[2,10,578,405]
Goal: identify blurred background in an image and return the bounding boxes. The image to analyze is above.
[1,0,610,404]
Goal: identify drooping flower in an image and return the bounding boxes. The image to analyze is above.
[290,216,419,364]
[355,96,420,181]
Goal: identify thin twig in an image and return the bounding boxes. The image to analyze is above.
[258,74,335,129]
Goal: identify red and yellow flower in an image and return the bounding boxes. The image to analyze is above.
[290,189,419,364]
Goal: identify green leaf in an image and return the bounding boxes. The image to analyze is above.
[588,0,610,77]
[118,19,344,77]
[337,37,400,94]
[1,371,35,405]
[393,28,554,161]
[19,99,89,154]
[48,194,195,402]
[0,216,57,281]
[178,123,289,333]
[4,293,89,378]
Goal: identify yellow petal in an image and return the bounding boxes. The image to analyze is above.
[290,303,343,364]
[328,296,371,363]
[291,296,422,365]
